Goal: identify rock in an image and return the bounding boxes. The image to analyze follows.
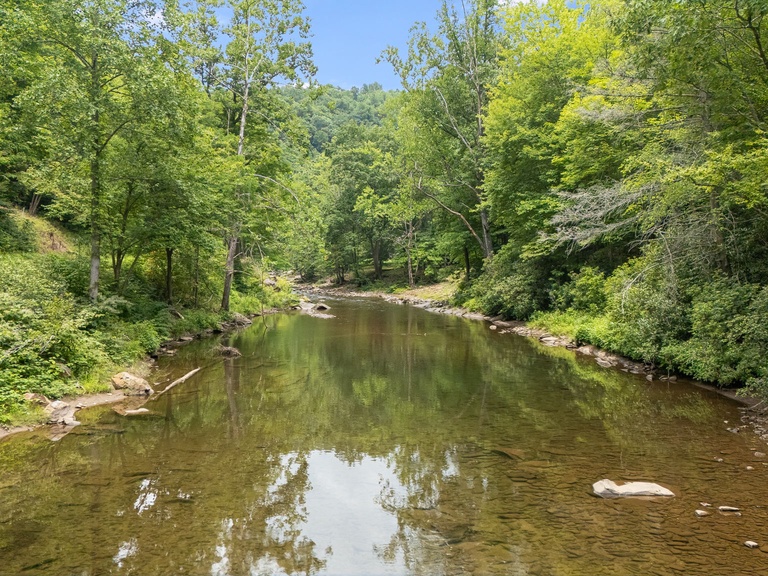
[124,408,150,416]
[489,325,498,331]
[231,312,252,327]
[747,466,755,471]
[315,303,331,311]
[23,393,50,405]
[695,510,710,517]
[754,452,766,458]
[646,374,654,381]
[215,345,242,358]
[700,502,712,507]
[596,358,614,368]
[727,427,740,433]
[745,541,759,549]
[263,278,277,287]
[63,417,80,427]
[44,400,70,423]
[111,372,154,396]
[719,506,740,512]
[592,479,675,499]
[179,336,195,342]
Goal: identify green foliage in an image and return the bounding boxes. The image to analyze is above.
[0,209,36,252]
[665,281,768,387]
[461,245,550,320]
[551,267,607,314]
[0,254,104,419]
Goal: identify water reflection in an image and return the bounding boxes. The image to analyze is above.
[1,298,767,575]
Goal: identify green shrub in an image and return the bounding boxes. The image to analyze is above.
[602,257,689,366]
[551,266,607,313]
[666,281,768,386]
[0,209,36,253]
[463,245,550,320]
[169,309,223,338]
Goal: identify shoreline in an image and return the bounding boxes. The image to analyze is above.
[4,285,765,445]
[303,284,766,412]
[0,308,280,443]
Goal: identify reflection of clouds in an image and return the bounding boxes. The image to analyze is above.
[113,538,138,569]
[133,478,157,515]
[210,519,234,576]
[302,450,410,574]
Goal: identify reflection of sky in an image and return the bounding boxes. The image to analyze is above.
[302,450,407,575]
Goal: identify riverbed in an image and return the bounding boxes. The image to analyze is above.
[1,297,767,575]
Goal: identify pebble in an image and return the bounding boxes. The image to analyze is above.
[745,541,759,549]
[694,510,710,517]
[718,506,740,512]
[754,452,766,458]
[714,457,724,462]
[489,325,497,331]
[746,466,754,471]
[700,502,712,507]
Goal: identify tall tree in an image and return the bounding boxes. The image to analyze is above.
[218,0,315,311]
[10,0,184,301]
[383,0,501,262]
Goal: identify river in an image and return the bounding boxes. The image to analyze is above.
[1,297,767,575]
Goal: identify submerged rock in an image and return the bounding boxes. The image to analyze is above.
[592,479,675,499]
[111,372,154,396]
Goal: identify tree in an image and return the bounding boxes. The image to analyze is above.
[10,0,186,301]
[383,0,501,262]
[218,0,315,311]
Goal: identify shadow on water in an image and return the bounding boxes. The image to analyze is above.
[2,298,768,575]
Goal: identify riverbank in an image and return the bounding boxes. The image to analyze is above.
[0,308,281,442]
[303,282,768,443]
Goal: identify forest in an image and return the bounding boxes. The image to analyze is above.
[1,0,767,423]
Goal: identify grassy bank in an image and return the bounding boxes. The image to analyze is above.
[0,211,296,425]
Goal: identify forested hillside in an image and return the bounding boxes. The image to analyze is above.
[1,0,767,423]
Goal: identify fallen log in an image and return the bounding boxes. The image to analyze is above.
[152,368,201,398]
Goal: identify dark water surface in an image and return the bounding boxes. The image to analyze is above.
[2,298,768,575]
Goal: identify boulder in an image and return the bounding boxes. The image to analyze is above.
[315,303,331,311]
[592,479,674,499]
[24,393,50,405]
[111,372,154,396]
[215,345,242,358]
[44,400,71,423]
[231,312,252,327]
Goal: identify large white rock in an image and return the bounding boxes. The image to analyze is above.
[111,372,153,396]
[592,479,674,499]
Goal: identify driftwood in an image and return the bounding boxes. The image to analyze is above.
[153,368,201,398]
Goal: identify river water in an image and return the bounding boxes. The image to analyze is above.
[1,297,768,575]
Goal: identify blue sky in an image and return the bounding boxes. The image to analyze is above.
[303,0,445,90]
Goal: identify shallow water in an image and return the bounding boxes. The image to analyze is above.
[1,297,768,575]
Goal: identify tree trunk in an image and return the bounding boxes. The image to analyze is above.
[193,245,200,308]
[464,244,471,280]
[221,235,238,312]
[89,153,101,303]
[371,238,383,279]
[480,207,493,260]
[88,52,101,303]
[28,193,42,216]
[165,247,174,304]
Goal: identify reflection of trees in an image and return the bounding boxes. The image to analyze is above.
[0,299,759,575]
